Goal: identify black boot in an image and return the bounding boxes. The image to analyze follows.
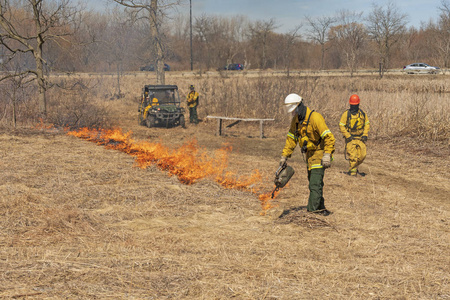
[312,209,332,216]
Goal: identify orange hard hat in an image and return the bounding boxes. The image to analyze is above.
[349,94,360,105]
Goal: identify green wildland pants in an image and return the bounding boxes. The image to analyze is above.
[189,106,198,124]
[307,168,326,212]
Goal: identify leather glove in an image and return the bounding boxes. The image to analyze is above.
[345,136,353,143]
[361,136,367,143]
[279,156,287,167]
[322,153,331,168]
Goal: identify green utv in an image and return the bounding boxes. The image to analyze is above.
[138,85,186,128]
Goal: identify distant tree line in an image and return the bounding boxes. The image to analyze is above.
[0,0,448,127]
[1,0,449,76]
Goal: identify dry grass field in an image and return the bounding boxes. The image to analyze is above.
[0,72,449,299]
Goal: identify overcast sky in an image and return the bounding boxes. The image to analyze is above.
[86,0,443,33]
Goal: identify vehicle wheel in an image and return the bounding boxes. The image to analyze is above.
[179,115,186,128]
[146,115,156,128]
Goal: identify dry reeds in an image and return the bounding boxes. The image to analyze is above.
[3,72,449,147]
[72,72,449,147]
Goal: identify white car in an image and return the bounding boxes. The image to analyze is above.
[403,63,440,74]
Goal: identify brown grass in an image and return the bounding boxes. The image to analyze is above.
[0,72,449,299]
[45,71,450,146]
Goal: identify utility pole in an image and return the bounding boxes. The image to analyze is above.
[190,0,193,71]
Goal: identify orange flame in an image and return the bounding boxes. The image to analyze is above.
[34,118,55,130]
[67,127,279,213]
[258,190,280,215]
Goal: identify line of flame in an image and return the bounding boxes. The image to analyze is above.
[67,127,279,213]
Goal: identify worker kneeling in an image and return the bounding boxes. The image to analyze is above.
[143,93,159,119]
[279,93,335,216]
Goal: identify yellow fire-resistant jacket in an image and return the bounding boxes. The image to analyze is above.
[143,98,159,119]
[187,91,199,108]
[282,107,335,170]
[339,109,370,139]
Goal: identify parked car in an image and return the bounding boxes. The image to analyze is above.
[140,63,170,72]
[403,63,440,74]
[222,63,244,71]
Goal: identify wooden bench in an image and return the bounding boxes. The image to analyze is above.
[206,116,275,139]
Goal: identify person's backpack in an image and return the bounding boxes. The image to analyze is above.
[346,109,366,135]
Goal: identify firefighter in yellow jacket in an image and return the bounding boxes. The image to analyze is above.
[339,94,370,176]
[186,85,199,124]
[143,92,159,119]
[280,93,335,216]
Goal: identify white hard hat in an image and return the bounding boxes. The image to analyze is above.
[284,93,302,114]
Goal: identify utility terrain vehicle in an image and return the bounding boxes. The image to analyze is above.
[138,85,185,128]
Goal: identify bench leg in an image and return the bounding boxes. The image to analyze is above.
[217,119,222,136]
[260,120,264,139]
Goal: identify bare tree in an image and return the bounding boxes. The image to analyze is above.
[366,2,408,75]
[248,18,277,69]
[330,10,366,76]
[193,14,248,71]
[7,74,30,128]
[113,0,182,84]
[193,14,213,70]
[166,13,189,68]
[0,0,78,115]
[224,15,248,67]
[193,14,226,70]
[0,46,36,127]
[75,11,109,72]
[282,25,302,76]
[435,0,450,68]
[1,73,25,127]
[101,9,136,98]
[305,15,336,70]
